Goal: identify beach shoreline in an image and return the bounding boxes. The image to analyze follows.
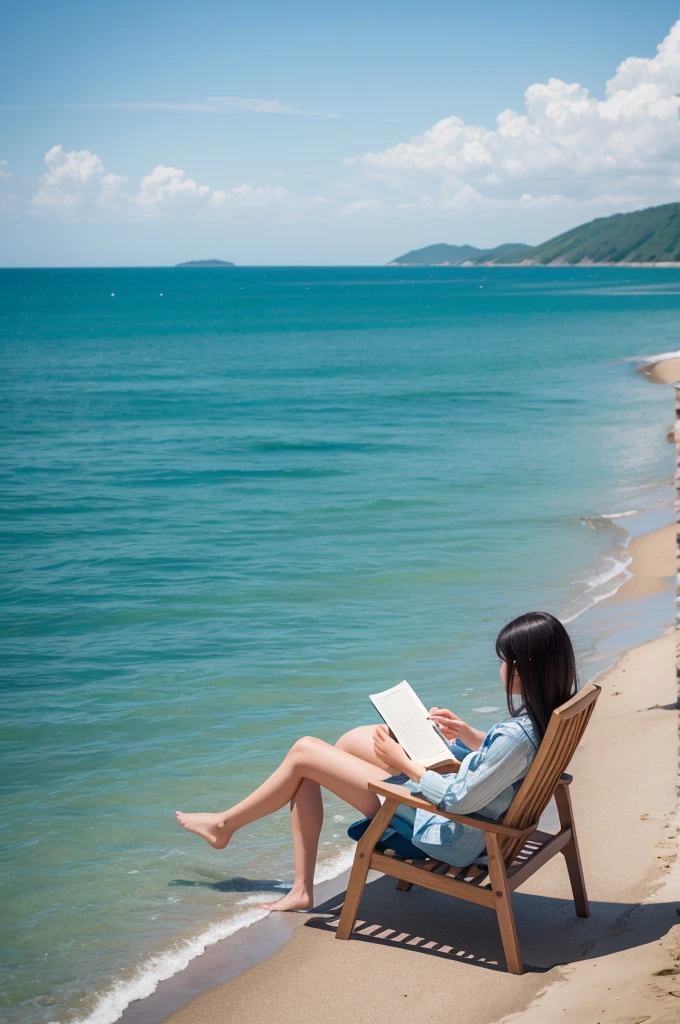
[107,509,677,1024]
[154,519,678,1024]
[603,521,675,605]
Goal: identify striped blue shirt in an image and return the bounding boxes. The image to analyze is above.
[396,715,538,866]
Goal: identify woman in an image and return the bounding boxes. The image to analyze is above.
[176,611,577,912]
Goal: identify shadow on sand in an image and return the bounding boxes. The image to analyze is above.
[304,874,680,974]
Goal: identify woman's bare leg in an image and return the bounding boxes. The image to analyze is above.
[262,727,391,911]
[176,737,388,908]
[336,724,399,773]
[259,778,322,912]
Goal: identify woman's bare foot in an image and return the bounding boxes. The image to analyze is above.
[175,811,232,850]
[260,885,313,912]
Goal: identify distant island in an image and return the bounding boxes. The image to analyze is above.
[389,203,680,267]
[175,259,235,268]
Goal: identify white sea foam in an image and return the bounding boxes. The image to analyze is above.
[562,552,633,624]
[69,844,357,1024]
[628,350,680,365]
[471,706,502,714]
[70,906,269,1024]
[235,893,282,907]
[563,590,615,625]
[596,510,641,519]
[313,844,356,884]
[583,554,632,591]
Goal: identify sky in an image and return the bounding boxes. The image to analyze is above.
[1,1,679,266]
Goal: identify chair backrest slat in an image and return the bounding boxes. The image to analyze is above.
[500,683,600,863]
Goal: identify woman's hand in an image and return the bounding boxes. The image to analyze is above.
[427,708,485,750]
[373,725,410,772]
[373,725,426,782]
[427,707,466,740]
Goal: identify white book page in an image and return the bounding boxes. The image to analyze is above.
[369,680,453,767]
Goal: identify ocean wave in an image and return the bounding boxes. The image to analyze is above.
[595,510,641,519]
[562,553,633,624]
[583,554,632,591]
[235,893,283,906]
[563,589,617,624]
[627,350,680,365]
[313,844,355,884]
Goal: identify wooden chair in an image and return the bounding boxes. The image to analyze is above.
[336,682,601,974]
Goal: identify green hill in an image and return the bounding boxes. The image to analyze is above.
[388,242,529,265]
[499,203,680,265]
[389,203,680,267]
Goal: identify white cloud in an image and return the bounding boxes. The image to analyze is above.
[31,187,66,210]
[348,19,680,212]
[136,165,211,213]
[31,188,80,211]
[31,145,106,210]
[52,97,341,118]
[134,171,304,217]
[96,172,128,209]
[341,199,386,216]
[101,172,126,189]
[210,184,292,207]
[27,146,310,220]
[207,96,340,118]
[606,20,679,94]
[0,160,10,179]
[43,144,104,184]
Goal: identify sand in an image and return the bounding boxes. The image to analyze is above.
[605,522,676,604]
[160,523,679,1024]
[641,358,680,385]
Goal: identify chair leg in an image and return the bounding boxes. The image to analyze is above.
[336,800,396,940]
[396,878,413,891]
[487,833,523,975]
[555,784,589,918]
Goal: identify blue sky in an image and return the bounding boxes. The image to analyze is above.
[1,1,679,265]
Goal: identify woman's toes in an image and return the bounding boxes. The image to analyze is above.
[174,811,231,849]
[259,890,313,912]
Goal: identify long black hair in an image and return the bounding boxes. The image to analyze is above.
[495,611,577,742]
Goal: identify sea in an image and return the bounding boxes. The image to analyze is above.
[1,266,679,1024]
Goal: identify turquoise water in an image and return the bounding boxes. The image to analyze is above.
[1,266,678,1024]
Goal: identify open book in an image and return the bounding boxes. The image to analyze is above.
[370,680,459,771]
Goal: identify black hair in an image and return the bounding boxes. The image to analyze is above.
[495,611,577,742]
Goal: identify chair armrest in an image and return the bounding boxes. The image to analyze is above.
[429,759,460,774]
[368,780,534,839]
[557,773,573,786]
